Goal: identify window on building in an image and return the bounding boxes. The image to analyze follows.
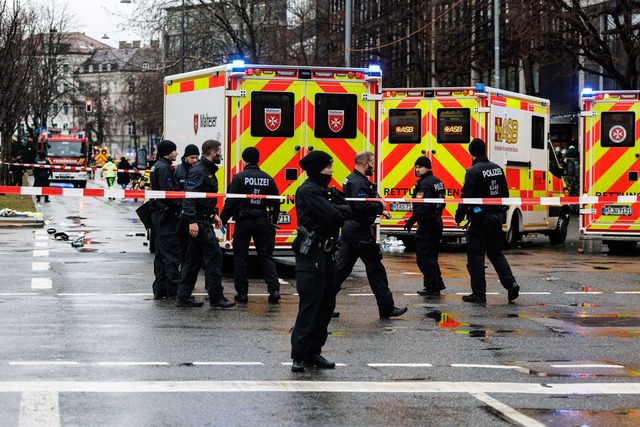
[142,62,149,70]
[88,65,93,73]
[128,122,136,135]
[128,81,135,93]
[107,63,112,72]
[63,103,68,115]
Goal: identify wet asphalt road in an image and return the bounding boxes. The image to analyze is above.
[1,180,640,426]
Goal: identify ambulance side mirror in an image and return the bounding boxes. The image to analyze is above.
[136,149,147,170]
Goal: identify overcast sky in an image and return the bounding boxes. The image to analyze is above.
[60,0,140,47]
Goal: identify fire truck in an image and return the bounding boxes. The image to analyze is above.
[37,129,89,188]
[379,84,569,247]
[579,88,640,253]
[163,61,382,253]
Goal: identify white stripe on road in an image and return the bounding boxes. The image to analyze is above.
[549,364,625,369]
[96,362,170,366]
[31,278,52,290]
[471,392,545,427]
[9,362,78,366]
[614,291,640,294]
[367,363,433,367]
[19,391,60,427]
[347,293,375,297]
[32,250,49,258]
[0,293,39,296]
[31,263,50,272]
[2,380,640,394]
[33,242,48,248]
[192,362,264,366]
[451,364,523,370]
[565,291,603,295]
[34,236,48,241]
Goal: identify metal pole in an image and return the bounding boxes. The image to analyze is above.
[494,0,500,88]
[345,0,352,67]
[181,0,185,72]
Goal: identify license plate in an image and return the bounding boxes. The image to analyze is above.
[390,202,412,212]
[57,174,72,179]
[602,205,633,216]
[278,213,291,224]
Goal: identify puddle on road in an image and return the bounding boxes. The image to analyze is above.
[521,407,640,426]
[76,248,98,253]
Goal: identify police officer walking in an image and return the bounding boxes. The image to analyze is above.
[175,139,235,309]
[291,151,351,373]
[336,150,407,318]
[175,143,200,263]
[454,138,519,304]
[149,140,182,300]
[33,152,51,203]
[220,147,281,304]
[404,156,446,298]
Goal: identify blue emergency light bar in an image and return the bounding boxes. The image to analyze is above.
[581,87,593,97]
[475,83,486,93]
[231,60,245,72]
[368,64,382,76]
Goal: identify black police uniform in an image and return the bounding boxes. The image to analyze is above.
[336,170,396,315]
[149,156,182,299]
[220,163,280,299]
[175,159,196,263]
[33,157,52,202]
[408,170,446,293]
[454,155,516,298]
[176,156,226,303]
[291,175,351,363]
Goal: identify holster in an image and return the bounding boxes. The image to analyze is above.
[296,226,316,255]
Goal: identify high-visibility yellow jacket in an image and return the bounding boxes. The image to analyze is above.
[100,161,118,178]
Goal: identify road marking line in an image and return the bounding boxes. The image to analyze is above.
[367,363,432,367]
[401,272,421,275]
[34,230,48,235]
[57,293,101,296]
[519,292,551,295]
[34,236,48,241]
[549,364,625,369]
[192,362,264,366]
[451,364,523,370]
[565,291,602,295]
[614,291,640,294]
[97,362,170,366]
[347,293,375,297]
[19,391,60,427]
[32,263,50,272]
[32,250,49,258]
[31,278,52,290]
[471,392,544,427]
[9,362,78,366]
[2,381,640,394]
[33,242,48,248]
[281,362,348,367]
[0,293,39,296]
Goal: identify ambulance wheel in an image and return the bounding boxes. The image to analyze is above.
[549,216,568,245]
[604,241,637,255]
[504,215,521,249]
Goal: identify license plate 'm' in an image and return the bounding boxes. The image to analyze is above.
[602,205,633,216]
[390,202,412,212]
[278,214,291,224]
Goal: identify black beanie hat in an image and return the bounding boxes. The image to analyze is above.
[414,156,431,169]
[300,150,333,176]
[184,144,200,157]
[242,147,260,164]
[157,140,177,157]
[469,138,486,156]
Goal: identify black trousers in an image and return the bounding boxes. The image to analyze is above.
[291,244,336,360]
[232,216,279,295]
[415,219,444,292]
[151,211,181,298]
[34,177,50,202]
[336,224,394,314]
[177,221,224,302]
[466,212,515,296]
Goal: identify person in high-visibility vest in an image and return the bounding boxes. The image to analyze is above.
[100,156,118,198]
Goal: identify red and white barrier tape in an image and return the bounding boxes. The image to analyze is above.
[0,185,631,206]
[3,162,141,173]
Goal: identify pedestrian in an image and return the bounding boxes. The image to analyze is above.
[10,154,26,186]
[149,140,182,300]
[175,139,235,309]
[290,150,351,373]
[220,147,281,304]
[564,146,580,214]
[33,152,52,203]
[335,150,407,318]
[100,156,118,197]
[404,156,446,298]
[117,156,132,190]
[454,138,519,304]
[175,143,201,263]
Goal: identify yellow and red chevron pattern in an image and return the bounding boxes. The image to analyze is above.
[581,91,640,236]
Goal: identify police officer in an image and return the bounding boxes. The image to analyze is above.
[149,140,182,300]
[454,138,519,304]
[175,139,235,309]
[404,156,446,298]
[291,151,351,373]
[336,150,407,318]
[175,143,200,263]
[33,152,51,203]
[220,147,281,304]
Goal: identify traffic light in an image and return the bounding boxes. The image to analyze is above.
[85,100,93,113]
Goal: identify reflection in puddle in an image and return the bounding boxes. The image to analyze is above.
[523,407,640,426]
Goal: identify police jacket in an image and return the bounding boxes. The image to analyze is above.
[174,160,190,190]
[33,158,52,180]
[182,156,220,224]
[409,170,445,224]
[342,169,384,226]
[295,175,351,239]
[220,163,280,224]
[149,157,181,212]
[454,155,509,223]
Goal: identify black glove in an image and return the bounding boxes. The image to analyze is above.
[404,219,415,232]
